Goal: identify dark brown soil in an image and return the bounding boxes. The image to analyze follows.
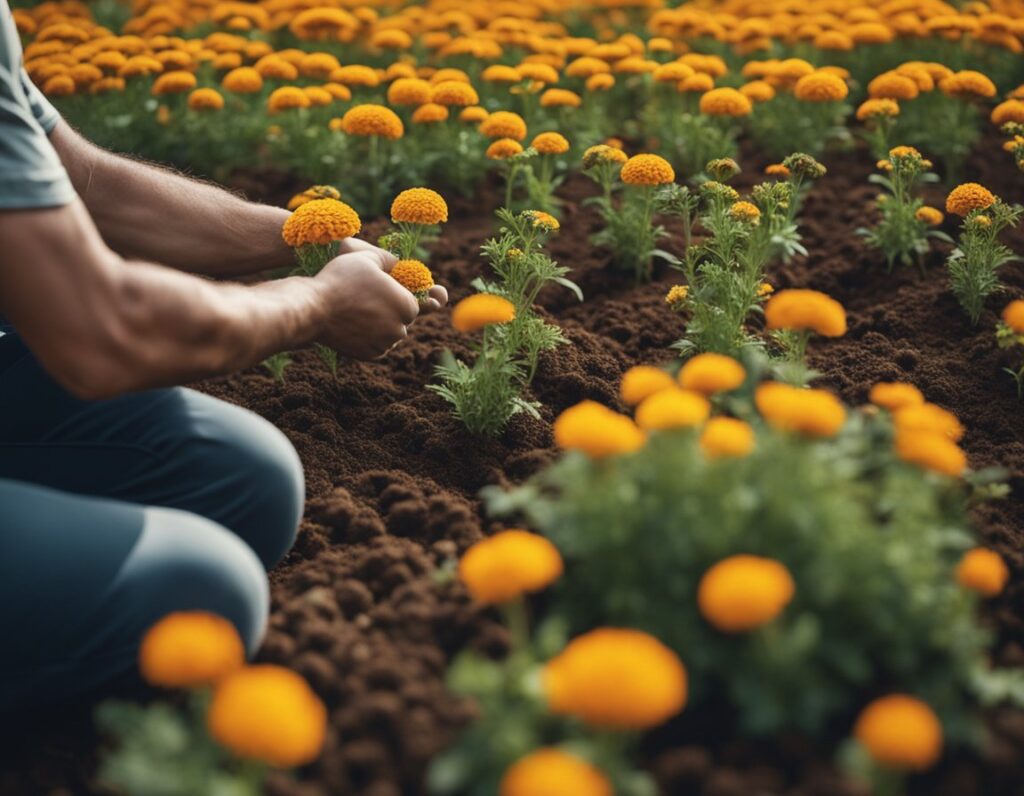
[2,134,1023,796]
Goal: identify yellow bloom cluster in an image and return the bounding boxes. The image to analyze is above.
[764,289,848,337]
[281,198,361,246]
[620,154,676,186]
[459,529,563,604]
[390,187,448,224]
[450,294,516,332]
[698,555,795,632]
[390,260,434,297]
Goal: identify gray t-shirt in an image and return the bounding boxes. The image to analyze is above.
[0,0,76,209]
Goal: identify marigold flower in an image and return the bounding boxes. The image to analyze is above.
[893,402,964,441]
[451,294,516,332]
[282,199,361,246]
[1002,300,1024,333]
[764,163,790,178]
[386,77,431,106]
[945,182,996,216]
[620,365,675,406]
[187,87,224,111]
[287,185,340,210]
[857,98,900,120]
[482,64,522,84]
[940,70,996,98]
[956,548,1010,596]
[543,628,686,729]
[653,62,694,84]
[700,417,755,458]
[678,353,746,394]
[758,282,774,297]
[854,695,943,771]
[267,86,310,113]
[991,100,1024,127]
[486,137,524,160]
[221,66,261,93]
[430,80,478,107]
[794,71,848,102]
[699,87,752,117]
[586,73,615,92]
[459,529,563,604]
[540,88,582,108]
[729,200,761,223]
[457,106,487,124]
[480,110,528,141]
[411,103,448,124]
[42,73,75,96]
[755,383,846,437]
[566,56,610,79]
[913,206,943,226]
[389,259,434,297]
[764,289,847,336]
[664,285,689,309]
[254,55,297,81]
[582,145,627,168]
[518,62,559,84]
[678,73,715,93]
[869,382,924,410]
[500,749,611,796]
[91,76,126,95]
[139,611,245,688]
[391,188,447,225]
[553,400,646,458]
[698,555,794,632]
[523,210,560,231]
[532,132,570,155]
[330,64,379,88]
[208,665,326,768]
[815,30,855,50]
[152,69,196,96]
[740,80,775,103]
[372,28,412,50]
[868,72,919,100]
[621,154,675,186]
[635,388,710,431]
[895,430,966,476]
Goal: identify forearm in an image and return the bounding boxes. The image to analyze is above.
[52,121,294,277]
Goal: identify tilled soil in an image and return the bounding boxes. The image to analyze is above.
[2,135,1023,796]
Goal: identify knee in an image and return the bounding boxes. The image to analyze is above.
[132,509,270,655]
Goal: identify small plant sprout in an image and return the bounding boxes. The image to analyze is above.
[382,187,448,262]
[996,300,1024,398]
[859,146,952,270]
[944,182,1022,324]
[486,137,536,211]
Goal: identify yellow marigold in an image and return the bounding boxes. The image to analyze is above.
[895,430,966,477]
[848,22,895,44]
[621,154,675,186]
[653,62,695,85]
[500,749,612,796]
[992,99,1024,126]
[700,417,755,458]
[540,88,581,108]
[893,402,964,441]
[321,82,350,102]
[42,73,75,96]
[482,64,522,83]
[188,87,224,111]
[699,87,752,117]
[729,200,761,223]
[764,289,847,336]
[553,400,646,458]
[857,98,900,120]
[1002,300,1024,333]
[755,383,847,437]
[152,69,196,96]
[940,70,996,98]
[698,555,795,632]
[543,628,686,729]
[678,353,746,394]
[268,86,311,114]
[486,137,524,160]
[287,185,340,210]
[740,80,775,102]
[758,282,774,297]
[765,163,790,178]
[945,182,996,216]
[915,206,944,226]
[586,73,615,92]
[281,199,361,246]
[139,611,245,688]
[372,28,412,50]
[254,56,297,81]
[532,131,570,155]
[635,388,711,431]
[221,66,262,93]
[524,210,560,231]
[582,145,627,168]
[459,529,563,604]
[431,80,478,107]
[566,56,610,78]
[451,294,516,332]
[815,30,855,50]
[665,285,689,309]
[411,103,448,124]
[970,214,992,230]
[459,106,488,123]
[794,71,848,102]
[330,64,379,88]
[339,104,403,139]
[391,188,447,225]
[390,259,433,297]
[620,365,675,406]
[869,382,924,410]
[854,695,943,771]
[91,76,126,95]
[480,111,528,141]
[868,72,919,100]
[956,548,1010,596]
[208,665,326,768]
[386,77,431,106]
[518,62,559,84]
[69,63,103,89]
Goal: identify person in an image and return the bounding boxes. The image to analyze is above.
[0,0,447,710]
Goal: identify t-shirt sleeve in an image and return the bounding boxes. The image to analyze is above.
[0,65,76,209]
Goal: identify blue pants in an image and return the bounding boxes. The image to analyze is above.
[0,332,304,710]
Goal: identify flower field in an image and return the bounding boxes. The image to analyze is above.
[6,0,1024,794]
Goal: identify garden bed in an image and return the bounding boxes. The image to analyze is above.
[2,130,1023,796]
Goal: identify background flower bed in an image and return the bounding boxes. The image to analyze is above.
[1,133,1022,796]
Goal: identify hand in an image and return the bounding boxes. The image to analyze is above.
[340,237,449,312]
[314,249,419,360]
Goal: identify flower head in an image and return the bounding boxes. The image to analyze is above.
[869,382,924,411]
[945,182,996,216]
[755,383,846,437]
[620,365,675,406]
[282,199,361,246]
[459,106,488,123]
[338,104,404,139]
[635,388,711,431]
[1002,299,1024,333]
[940,70,996,98]
[543,628,687,729]
[991,99,1024,127]
[459,529,563,604]
[794,71,848,102]
[700,417,755,458]
[451,294,515,332]
[523,210,560,231]
[706,157,740,181]
[540,88,582,108]
[411,103,449,124]
[895,430,966,477]
[139,612,245,688]
[665,284,689,309]
[698,555,795,632]
[764,289,847,336]
[729,200,761,223]
[486,138,524,160]
[480,111,527,141]
[956,548,1009,596]
[856,98,899,120]
[893,402,964,441]
[532,131,570,155]
[386,77,431,106]
[621,154,675,186]
[553,400,646,458]
[268,86,311,113]
[208,665,327,768]
[678,353,746,394]
[868,72,919,100]
[854,695,943,771]
[915,206,944,226]
[699,87,752,116]
[740,80,776,103]
[390,259,433,297]
[582,144,627,169]
[482,64,522,84]
[431,79,478,107]
[152,69,196,96]
[188,87,224,111]
[500,749,612,796]
[391,188,447,224]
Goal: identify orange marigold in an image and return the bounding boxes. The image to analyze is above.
[221,66,262,93]
[281,199,361,246]
[678,353,746,394]
[857,98,900,120]
[139,611,245,688]
[386,77,431,106]
[893,402,964,441]
[635,388,711,431]
[480,110,528,141]
[991,99,1024,126]
[486,137,524,160]
[700,416,755,458]
[431,79,478,107]
[940,70,996,98]
[188,87,224,111]
[152,69,196,96]
[339,104,403,139]
[451,294,515,332]
[500,749,612,796]
[620,365,675,406]
[854,695,943,771]
[699,87,752,116]
[698,555,795,632]
[869,381,924,410]
[868,72,919,100]
[532,131,570,155]
[1002,299,1024,333]
[459,529,563,604]
[389,259,433,297]
[411,103,448,124]
[915,206,944,225]
[267,86,310,113]
[553,400,646,458]
[620,154,675,186]
[895,430,967,476]
[956,547,1010,596]
[391,188,447,225]
[945,182,996,216]
[755,382,847,437]
[539,88,581,108]
[764,289,847,336]
[794,71,848,102]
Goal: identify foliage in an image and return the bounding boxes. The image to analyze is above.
[947,201,1022,324]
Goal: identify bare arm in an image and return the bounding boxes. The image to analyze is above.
[0,199,420,399]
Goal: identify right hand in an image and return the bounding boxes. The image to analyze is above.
[314,248,419,360]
